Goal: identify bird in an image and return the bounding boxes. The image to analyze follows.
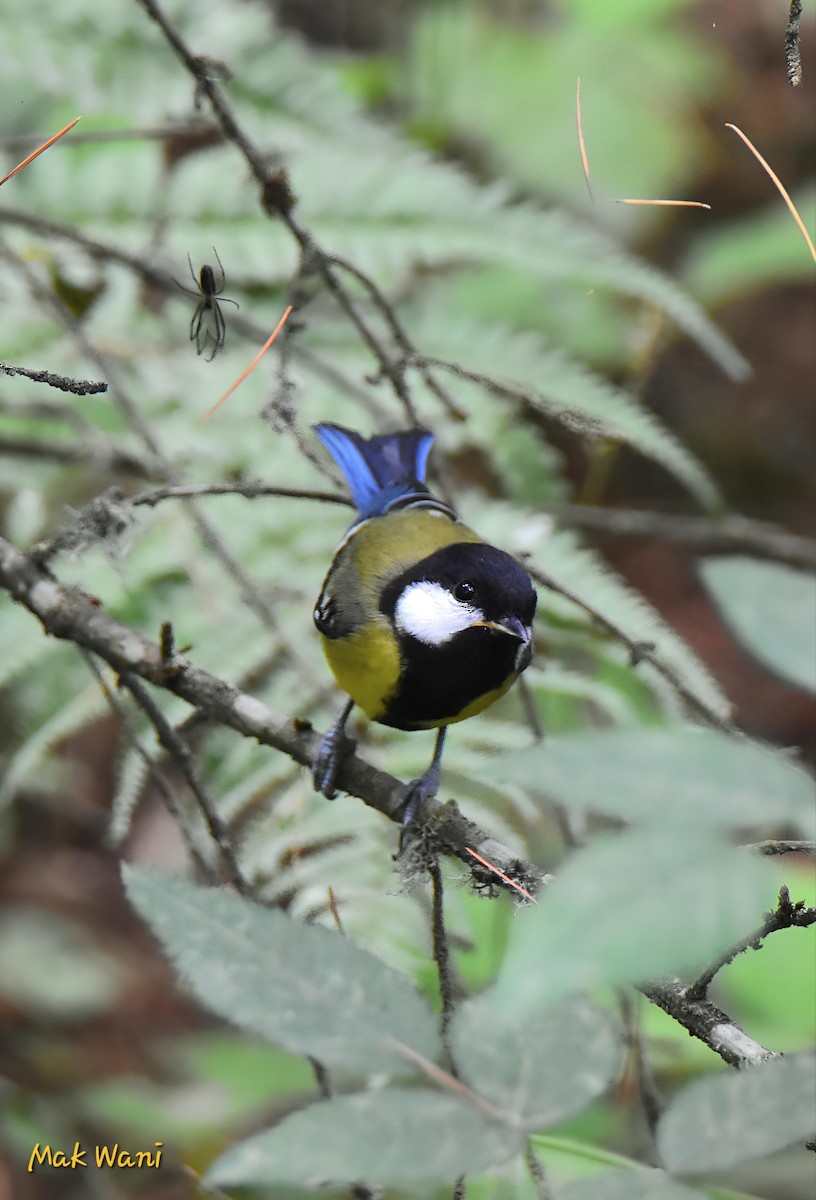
[311,422,537,825]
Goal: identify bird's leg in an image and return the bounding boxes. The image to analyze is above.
[312,699,355,800]
[401,726,447,829]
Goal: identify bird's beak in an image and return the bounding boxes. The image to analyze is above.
[473,615,531,643]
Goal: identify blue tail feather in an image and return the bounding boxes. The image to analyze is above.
[315,423,435,519]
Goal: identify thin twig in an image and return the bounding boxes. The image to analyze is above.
[0,237,302,646]
[618,991,662,1145]
[546,502,816,571]
[81,651,215,881]
[0,204,179,291]
[118,669,249,895]
[0,361,108,396]
[751,839,816,857]
[526,562,737,735]
[327,252,464,421]
[524,1142,553,1200]
[786,0,803,87]
[0,123,220,149]
[0,234,164,459]
[327,887,345,934]
[687,885,816,1000]
[428,859,460,1074]
[133,0,441,428]
[0,435,155,479]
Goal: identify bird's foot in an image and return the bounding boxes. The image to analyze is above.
[312,725,356,799]
[398,765,441,847]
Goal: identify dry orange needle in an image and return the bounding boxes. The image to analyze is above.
[726,122,815,263]
[576,78,593,202]
[465,846,538,902]
[0,117,81,188]
[615,198,711,210]
[201,306,293,423]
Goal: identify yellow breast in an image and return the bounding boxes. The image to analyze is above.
[317,508,481,722]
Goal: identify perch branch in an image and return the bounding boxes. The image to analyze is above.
[0,532,800,1076]
[0,532,544,895]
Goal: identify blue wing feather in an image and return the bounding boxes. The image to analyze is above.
[315,423,436,519]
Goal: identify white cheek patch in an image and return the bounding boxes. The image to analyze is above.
[395,581,483,646]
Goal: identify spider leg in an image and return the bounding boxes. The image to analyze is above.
[211,246,226,293]
[190,300,205,346]
[187,253,199,289]
[212,300,226,354]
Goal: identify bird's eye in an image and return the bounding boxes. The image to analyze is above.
[454,580,477,603]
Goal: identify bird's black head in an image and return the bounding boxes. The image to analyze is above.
[378,542,537,729]
[381,542,537,649]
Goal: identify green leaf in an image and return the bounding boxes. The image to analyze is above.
[700,558,816,696]
[563,1168,706,1199]
[205,1088,524,1191]
[453,994,622,1130]
[122,866,440,1075]
[490,830,773,1016]
[485,728,816,835]
[658,1053,816,1173]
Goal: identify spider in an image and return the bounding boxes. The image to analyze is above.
[176,247,239,362]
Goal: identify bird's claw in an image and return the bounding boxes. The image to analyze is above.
[398,767,441,847]
[312,727,356,799]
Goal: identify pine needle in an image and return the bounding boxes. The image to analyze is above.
[576,77,594,202]
[201,306,293,422]
[615,198,711,210]
[726,121,815,263]
[0,117,81,187]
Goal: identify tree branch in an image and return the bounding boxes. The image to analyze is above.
[639,978,777,1068]
[545,502,816,572]
[0,532,542,893]
[129,481,350,510]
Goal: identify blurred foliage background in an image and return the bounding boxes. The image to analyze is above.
[0,0,814,1198]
